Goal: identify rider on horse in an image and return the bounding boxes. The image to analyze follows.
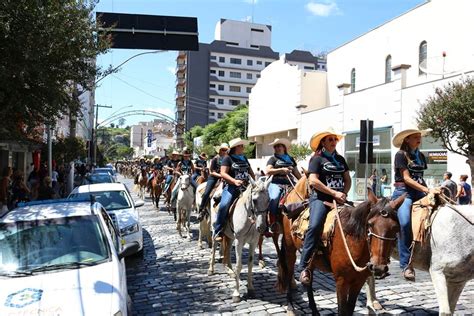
[299,128,350,286]
[192,152,208,188]
[163,151,182,193]
[391,128,434,281]
[170,150,195,202]
[265,138,301,234]
[197,143,229,222]
[213,138,256,242]
[148,156,164,182]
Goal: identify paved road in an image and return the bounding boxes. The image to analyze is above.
[122,177,473,315]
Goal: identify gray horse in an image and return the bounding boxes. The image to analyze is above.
[367,199,474,315]
[208,176,272,303]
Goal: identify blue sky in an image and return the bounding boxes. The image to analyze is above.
[94,0,423,126]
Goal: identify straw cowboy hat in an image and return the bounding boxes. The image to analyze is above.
[229,138,249,149]
[269,138,291,150]
[182,150,192,156]
[214,143,229,153]
[392,128,432,148]
[309,127,344,151]
[171,150,181,156]
[199,152,208,159]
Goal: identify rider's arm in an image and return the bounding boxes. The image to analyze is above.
[309,173,340,198]
[265,165,289,176]
[209,158,221,178]
[292,166,302,180]
[175,163,183,176]
[190,161,195,174]
[401,169,429,193]
[343,171,351,195]
[220,165,237,185]
[248,167,256,181]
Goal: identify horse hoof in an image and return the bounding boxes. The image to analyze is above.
[286,309,296,316]
[207,270,213,276]
[232,296,241,303]
[368,300,383,311]
[247,289,255,298]
[258,260,266,269]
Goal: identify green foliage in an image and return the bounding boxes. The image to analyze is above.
[97,127,132,161]
[184,125,204,152]
[289,142,312,162]
[0,0,111,140]
[42,137,87,164]
[417,77,474,185]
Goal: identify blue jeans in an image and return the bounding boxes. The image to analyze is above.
[392,186,426,269]
[300,193,331,268]
[213,185,240,235]
[201,177,218,210]
[268,183,283,216]
[163,174,173,192]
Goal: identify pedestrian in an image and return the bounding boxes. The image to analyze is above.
[441,172,457,199]
[265,138,301,234]
[11,171,31,207]
[370,169,377,196]
[0,167,12,215]
[299,128,350,286]
[456,175,472,205]
[197,143,229,221]
[51,167,59,192]
[213,138,256,242]
[37,177,56,200]
[391,128,436,282]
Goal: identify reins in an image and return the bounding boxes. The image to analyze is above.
[286,174,306,201]
[438,193,474,225]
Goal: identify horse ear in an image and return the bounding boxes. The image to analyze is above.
[264,175,273,189]
[389,193,406,210]
[248,177,256,187]
[367,187,378,205]
[302,167,309,177]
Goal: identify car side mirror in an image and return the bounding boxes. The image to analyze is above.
[118,242,140,260]
[134,200,145,208]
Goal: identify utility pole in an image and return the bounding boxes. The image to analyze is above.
[94,104,112,164]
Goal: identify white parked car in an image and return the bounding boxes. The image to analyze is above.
[0,199,138,316]
[69,183,144,257]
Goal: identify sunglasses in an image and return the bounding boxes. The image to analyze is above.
[273,144,285,148]
[324,137,338,142]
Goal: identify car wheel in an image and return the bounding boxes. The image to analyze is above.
[127,294,133,315]
[134,247,144,259]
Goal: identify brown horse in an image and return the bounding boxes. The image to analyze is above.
[150,170,164,208]
[164,174,178,219]
[195,167,209,186]
[137,168,148,200]
[277,175,405,316]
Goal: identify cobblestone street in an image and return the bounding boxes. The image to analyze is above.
[123,178,474,315]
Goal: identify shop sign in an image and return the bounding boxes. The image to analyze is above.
[427,151,447,164]
[356,135,380,147]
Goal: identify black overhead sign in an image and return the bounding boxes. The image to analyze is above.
[97,12,199,51]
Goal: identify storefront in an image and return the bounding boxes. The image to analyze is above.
[344,127,447,200]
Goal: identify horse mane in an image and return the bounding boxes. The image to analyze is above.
[338,201,371,240]
[367,197,398,221]
[286,174,308,203]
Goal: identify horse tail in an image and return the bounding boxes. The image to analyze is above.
[276,232,290,293]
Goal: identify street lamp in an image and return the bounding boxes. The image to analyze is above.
[108,105,133,119]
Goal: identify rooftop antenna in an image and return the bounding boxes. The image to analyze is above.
[251,0,255,23]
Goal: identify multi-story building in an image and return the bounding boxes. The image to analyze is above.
[175,19,280,147]
[130,119,174,157]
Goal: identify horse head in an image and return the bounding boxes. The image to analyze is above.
[249,175,273,234]
[179,174,191,190]
[366,189,405,278]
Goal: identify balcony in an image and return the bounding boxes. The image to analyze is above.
[176,63,186,74]
[175,90,186,100]
[176,76,186,86]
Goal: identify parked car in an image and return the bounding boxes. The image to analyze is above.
[69,183,144,257]
[93,168,117,182]
[0,199,138,316]
[83,173,115,184]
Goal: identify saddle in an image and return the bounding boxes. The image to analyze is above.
[411,192,440,244]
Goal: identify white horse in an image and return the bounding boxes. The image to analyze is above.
[209,176,272,303]
[176,174,194,239]
[196,182,212,249]
[367,198,474,315]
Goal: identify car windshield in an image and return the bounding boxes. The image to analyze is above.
[84,174,113,184]
[71,191,131,211]
[93,169,114,175]
[0,215,109,275]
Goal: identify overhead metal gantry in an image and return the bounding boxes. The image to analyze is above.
[98,109,177,128]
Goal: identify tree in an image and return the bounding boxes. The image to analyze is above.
[0,0,111,140]
[417,77,474,186]
[184,125,204,153]
[42,137,87,165]
[289,142,313,162]
[118,118,126,127]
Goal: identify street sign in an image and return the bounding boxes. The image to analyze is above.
[147,129,152,148]
[97,12,199,51]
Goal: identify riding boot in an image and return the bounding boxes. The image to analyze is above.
[197,206,207,222]
[269,213,281,234]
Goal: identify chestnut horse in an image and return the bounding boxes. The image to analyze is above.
[150,170,164,208]
[195,167,209,186]
[164,174,178,219]
[276,175,405,315]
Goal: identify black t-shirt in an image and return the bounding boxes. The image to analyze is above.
[308,152,349,202]
[166,159,180,174]
[179,160,193,175]
[394,150,427,186]
[209,156,223,179]
[194,159,207,174]
[222,155,251,186]
[153,163,163,170]
[266,154,297,185]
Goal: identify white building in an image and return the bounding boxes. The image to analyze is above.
[248,55,326,157]
[248,0,474,199]
[130,120,175,157]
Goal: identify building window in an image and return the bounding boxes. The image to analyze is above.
[419,41,427,75]
[230,71,241,78]
[210,69,216,74]
[246,87,252,93]
[218,99,224,105]
[265,62,271,67]
[385,55,392,83]
[219,56,225,63]
[217,113,224,119]
[247,60,253,66]
[226,41,239,46]
[230,99,240,106]
[210,55,217,60]
[209,111,215,117]
[350,68,356,93]
[209,98,215,102]
[304,66,315,70]
[229,85,241,92]
[209,84,216,88]
[218,70,225,77]
[218,84,224,91]
[230,58,242,65]
[246,100,249,105]
[251,28,264,33]
[256,74,261,78]
[250,45,259,49]
[246,73,253,79]
[256,60,262,65]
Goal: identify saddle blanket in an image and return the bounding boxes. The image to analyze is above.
[291,207,340,247]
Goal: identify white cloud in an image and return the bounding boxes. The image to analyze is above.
[243,0,258,4]
[166,66,175,75]
[305,0,341,17]
[242,16,253,22]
